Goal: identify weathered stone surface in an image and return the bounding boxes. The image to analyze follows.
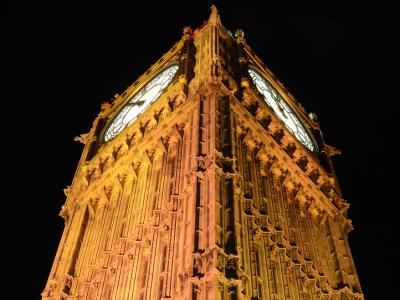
[42,7,363,300]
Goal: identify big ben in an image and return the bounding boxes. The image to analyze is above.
[42,6,364,300]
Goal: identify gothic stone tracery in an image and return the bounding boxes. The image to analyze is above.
[42,6,363,300]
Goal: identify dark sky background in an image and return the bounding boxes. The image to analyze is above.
[6,1,396,299]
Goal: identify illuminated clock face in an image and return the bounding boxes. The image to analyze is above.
[248,68,316,152]
[103,64,179,142]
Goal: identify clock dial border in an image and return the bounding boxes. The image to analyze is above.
[101,63,179,142]
[248,66,317,152]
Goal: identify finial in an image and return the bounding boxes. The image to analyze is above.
[235,28,245,43]
[309,112,318,120]
[183,26,192,35]
[182,26,192,40]
[241,78,250,88]
[209,4,220,25]
[210,4,218,15]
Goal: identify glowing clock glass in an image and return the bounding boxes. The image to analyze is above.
[103,64,179,142]
[248,67,316,152]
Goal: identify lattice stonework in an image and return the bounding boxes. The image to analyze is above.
[42,6,364,300]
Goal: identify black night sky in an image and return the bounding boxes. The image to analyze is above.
[6,1,396,299]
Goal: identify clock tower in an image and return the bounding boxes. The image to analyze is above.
[42,6,364,300]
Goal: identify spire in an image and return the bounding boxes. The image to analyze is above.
[209,4,221,25]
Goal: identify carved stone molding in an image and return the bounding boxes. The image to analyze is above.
[43,8,363,300]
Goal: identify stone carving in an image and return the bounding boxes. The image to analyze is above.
[255,107,268,121]
[217,253,224,271]
[42,279,57,297]
[87,198,98,218]
[174,89,187,107]
[117,173,128,187]
[324,144,342,157]
[63,185,73,198]
[162,223,170,232]
[160,136,170,150]
[193,283,202,294]
[185,171,194,185]
[253,227,263,247]
[42,7,363,300]
[99,156,109,173]
[142,238,152,257]
[59,204,69,221]
[125,132,136,149]
[84,168,96,185]
[193,252,204,276]
[226,257,237,276]
[178,268,190,294]
[74,132,91,145]
[102,186,112,202]
[197,157,206,171]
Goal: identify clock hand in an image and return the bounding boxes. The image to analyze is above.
[274,101,287,119]
[129,100,146,106]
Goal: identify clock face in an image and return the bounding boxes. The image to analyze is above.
[248,67,316,152]
[103,64,179,142]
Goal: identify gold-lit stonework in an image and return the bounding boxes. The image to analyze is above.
[42,6,364,300]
